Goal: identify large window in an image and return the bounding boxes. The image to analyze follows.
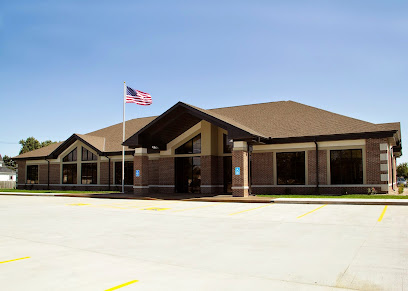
[81,163,97,184]
[175,134,201,154]
[277,151,305,185]
[82,147,97,161]
[26,165,39,184]
[63,164,77,184]
[330,149,363,184]
[63,148,77,162]
[115,161,134,185]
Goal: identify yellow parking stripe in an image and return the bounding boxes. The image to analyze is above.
[173,203,219,212]
[0,257,30,264]
[105,279,139,291]
[378,206,388,222]
[229,204,270,215]
[297,204,327,219]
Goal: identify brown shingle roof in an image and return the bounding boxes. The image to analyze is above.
[13,101,400,160]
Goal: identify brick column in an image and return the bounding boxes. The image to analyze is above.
[133,148,149,195]
[232,141,249,197]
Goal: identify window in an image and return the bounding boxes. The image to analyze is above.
[81,163,97,184]
[82,147,97,161]
[63,148,77,162]
[330,149,363,184]
[277,152,305,185]
[26,165,38,184]
[63,164,77,184]
[175,134,201,154]
[223,134,232,153]
[115,161,134,185]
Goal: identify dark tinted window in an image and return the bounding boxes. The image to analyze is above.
[81,163,97,184]
[330,149,363,184]
[63,164,77,184]
[175,134,201,154]
[26,165,39,184]
[223,134,232,153]
[277,152,305,185]
[63,148,77,162]
[82,147,97,161]
[115,161,134,185]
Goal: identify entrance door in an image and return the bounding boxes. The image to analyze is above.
[175,157,201,193]
[223,156,232,194]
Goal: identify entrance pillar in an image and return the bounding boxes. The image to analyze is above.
[232,141,249,197]
[134,148,149,195]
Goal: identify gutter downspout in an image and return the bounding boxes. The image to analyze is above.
[314,140,319,194]
[46,159,50,190]
[108,156,111,191]
[248,143,252,196]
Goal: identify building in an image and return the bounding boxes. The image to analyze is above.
[13,101,402,196]
[0,155,17,188]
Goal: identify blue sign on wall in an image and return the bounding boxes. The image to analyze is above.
[135,170,140,177]
[235,167,240,175]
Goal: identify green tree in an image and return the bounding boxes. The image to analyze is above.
[18,137,57,155]
[397,163,408,178]
[2,155,16,170]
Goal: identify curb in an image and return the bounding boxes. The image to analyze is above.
[271,199,408,206]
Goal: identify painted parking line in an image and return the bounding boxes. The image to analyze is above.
[297,204,327,219]
[0,257,30,264]
[229,204,270,215]
[143,207,170,211]
[173,203,219,212]
[378,205,388,222]
[105,279,139,291]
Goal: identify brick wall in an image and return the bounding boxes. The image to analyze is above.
[201,155,223,194]
[232,150,249,197]
[17,160,26,184]
[49,164,60,184]
[366,138,387,185]
[39,164,48,184]
[134,155,149,195]
[148,159,159,185]
[158,157,175,193]
[251,152,273,185]
[308,150,327,185]
[100,161,113,185]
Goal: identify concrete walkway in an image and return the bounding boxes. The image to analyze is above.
[1,191,408,205]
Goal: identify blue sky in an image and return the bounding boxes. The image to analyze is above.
[0,0,407,163]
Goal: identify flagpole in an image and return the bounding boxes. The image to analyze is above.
[122,81,126,194]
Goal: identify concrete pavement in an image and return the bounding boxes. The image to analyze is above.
[0,195,407,290]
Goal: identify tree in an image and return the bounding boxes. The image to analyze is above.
[18,137,58,155]
[2,155,16,170]
[397,163,408,178]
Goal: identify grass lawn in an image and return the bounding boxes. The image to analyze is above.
[257,194,408,199]
[0,189,121,194]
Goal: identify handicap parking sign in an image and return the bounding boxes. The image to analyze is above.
[135,170,140,177]
[235,167,240,175]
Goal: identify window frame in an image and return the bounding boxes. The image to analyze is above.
[175,134,201,155]
[114,161,134,185]
[26,165,39,184]
[276,151,306,185]
[330,149,363,185]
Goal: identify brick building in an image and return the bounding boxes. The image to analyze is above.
[14,101,402,196]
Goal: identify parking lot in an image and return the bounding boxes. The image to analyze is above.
[0,196,407,290]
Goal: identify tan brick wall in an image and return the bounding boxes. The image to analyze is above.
[251,152,273,185]
[308,150,327,185]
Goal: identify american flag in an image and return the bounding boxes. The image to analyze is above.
[126,86,152,105]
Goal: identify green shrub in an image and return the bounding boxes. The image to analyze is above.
[399,185,404,194]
